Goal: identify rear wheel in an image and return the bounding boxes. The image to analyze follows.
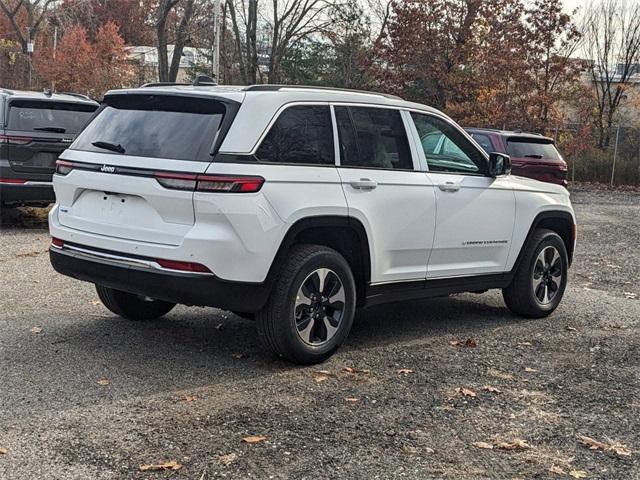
[257,244,356,365]
[502,229,568,318]
[95,284,175,320]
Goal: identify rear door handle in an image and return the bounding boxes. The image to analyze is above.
[350,178,378,190]
[438,181,460,192]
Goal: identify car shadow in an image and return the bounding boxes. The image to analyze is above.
[0,205,50,229]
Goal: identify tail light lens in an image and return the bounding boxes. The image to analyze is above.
[155,172,264,193]
[51,237,64,248]
[0,178,27,184]
[0,134,33,145]
[55,159,74,175]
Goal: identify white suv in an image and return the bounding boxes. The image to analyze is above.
[49,83,576,364]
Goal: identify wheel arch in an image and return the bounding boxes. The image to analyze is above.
[266,216,372,306]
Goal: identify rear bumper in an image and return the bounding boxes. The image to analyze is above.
[49,246,271,312]
[0,182,55,205]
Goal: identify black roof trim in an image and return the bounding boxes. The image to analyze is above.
[140,82,191,88]
[58,91,94,102]
[243,84,403,100]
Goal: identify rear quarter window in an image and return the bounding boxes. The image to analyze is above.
[506,138,561,160]
[72,94,227,162]
[7,100,97,134]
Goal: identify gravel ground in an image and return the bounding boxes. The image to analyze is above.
[0,185,638,479]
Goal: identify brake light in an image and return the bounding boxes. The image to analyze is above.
[51,237,64,248]
[55,159,74,175]
[156,258,211,273]
[155,172,264,193]
[0,178,27,184]
[0,134,33,145]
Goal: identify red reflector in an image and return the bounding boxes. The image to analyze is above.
[0,134,33,145]
[0,178,27,184]
[55,159,74,175]
[51,237,64,248]
[156,258,211,273]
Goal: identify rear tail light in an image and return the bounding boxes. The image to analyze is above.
[51,237,64,248]
[155,172,264,193]
[0,178,27,184]
[156,258,211,273]
[0,134,33,145]
[55,159,74,175]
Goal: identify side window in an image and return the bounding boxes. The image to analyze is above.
[411,113,487,175]
[471,133,494,154]
[255,105,334,165]
[334,106,413,170]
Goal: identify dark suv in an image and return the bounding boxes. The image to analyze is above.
[465,128,568,187]
[0,89,99,207]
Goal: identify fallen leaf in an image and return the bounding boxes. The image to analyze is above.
[569,470,588,479]
[455,387,477,397]
[578,435,632,457]
[487,368,513,380]
[482,385,502,394]
[496,439,530,450]
[139,460,182,472]
[623,292,637,299]
[218,453,237,466]
[449,338,477,347]
[565,326,578,332]
[344,397,360,402]
[343,367,370,374]
[232,352,247,359]
[578,435,607,450]
[549,465,565,475]
[524,367,538,373]
[403,446,419,454]
[473,442,494,449]
[91,300,101,306]
[30,326,42,334]
[182,395,197,402]
[517,341,533,347]
[242,435,267,444]
[315,370,332,375]
[397,368,414,375]
[0,447,7,454]
[314,374,329,383]
[97,378,110,386]
[609,444,632,457]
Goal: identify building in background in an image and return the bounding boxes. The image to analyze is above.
[126,45,212,85]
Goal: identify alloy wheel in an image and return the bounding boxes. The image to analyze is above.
[532,246,563,305]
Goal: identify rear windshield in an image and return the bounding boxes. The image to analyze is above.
[506,138,561,160]
[7,100,97,134]
[72,94,225,162]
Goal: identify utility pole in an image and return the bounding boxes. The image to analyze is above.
[212,0,221,83]
[51,25,57,92]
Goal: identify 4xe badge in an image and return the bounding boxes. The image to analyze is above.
[100,165,116,173]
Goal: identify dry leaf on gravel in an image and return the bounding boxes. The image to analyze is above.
[455,387,477,397]
[344,397,359,402]
[242,435,267,444]
[473,442,494,449]
[578,435,632,457]
[397,368,414,375]
[139,460,182,472]
[569,470,588,478]
[97,378,110,386]
[517,342,533,347]
[565,326,578,332]
[343,367,370,374]
[182,395,197,402]
[624,292,637,299]
[0,447,7,454]
[218,453,237,466]
[30,326,42,334]
[496,439,530,450]
[524,367,538,373]
[231,352,247,359]
[549,465,565,475]
[449,338,477,348]
[487,368,513,380]
[314,374,329,383]
[91,300,101,306]
[482,385,502,393]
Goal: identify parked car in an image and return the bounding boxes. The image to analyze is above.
[464,128,568,187]
[0,89,99,207]
[49,81,576,364]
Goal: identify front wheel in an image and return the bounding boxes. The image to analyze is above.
[95,284,175,320]
[502,229,568,318]
[257,244,356,365]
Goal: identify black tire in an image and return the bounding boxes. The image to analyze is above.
[95,284,175,320]
[231,311,255,321]
[502,229,568,318]
[256,244,356,365]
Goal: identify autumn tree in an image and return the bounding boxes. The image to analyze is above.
[0,0,55,53]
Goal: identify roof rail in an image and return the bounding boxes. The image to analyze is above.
[58,91,93,101]
[0,88,14,95]
[243,84,403,100]
[140,82,191,88]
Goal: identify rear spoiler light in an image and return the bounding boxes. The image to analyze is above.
[0,134,33,145]
[54,159,264,193]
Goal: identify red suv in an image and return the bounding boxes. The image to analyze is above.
[465,128,568,187]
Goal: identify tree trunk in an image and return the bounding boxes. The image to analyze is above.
[169,0,195,81]
[247,0,258,84]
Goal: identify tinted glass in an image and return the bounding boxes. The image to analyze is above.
[255,105,334,165]
[506,139,561,160]
[73,95,224,161]
[411,113,486,174]
[471,133,494,154]
[335,106,413,170]
[7,100,97,134]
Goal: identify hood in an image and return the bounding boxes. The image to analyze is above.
[508,174,569,196]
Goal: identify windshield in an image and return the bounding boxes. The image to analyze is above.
[7,100,97,134]
[506,138,561,160]
[72,94,226,162]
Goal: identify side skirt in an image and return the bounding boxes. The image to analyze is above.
[364,273,513,307]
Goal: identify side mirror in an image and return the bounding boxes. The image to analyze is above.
[488,152,511,177]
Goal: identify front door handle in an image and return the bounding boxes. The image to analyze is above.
[350,178,378,190]
[438,181,460,192]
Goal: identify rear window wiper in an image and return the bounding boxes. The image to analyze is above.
[33,126,67,133]
[92,140,125,154]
